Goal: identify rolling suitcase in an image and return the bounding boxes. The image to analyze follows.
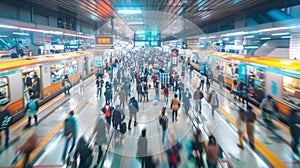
[120,122,127,134]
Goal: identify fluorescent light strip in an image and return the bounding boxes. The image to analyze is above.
[271,32,290,36]
[245,46,258,49]
[118,9,142,14]
[64,33,93,39]
[244,35,254,38]
[128,22,144,25]
[13,32,29,36]
[281,36,291,39]
[0,24,90,37]
[0,24,19,29]
[221,31,247,37]
[260,37,271,40]
[0,35,8,37]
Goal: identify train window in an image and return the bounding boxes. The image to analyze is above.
[65,60,78,76]
[0,77,9,105]
[51,64,65,83]
[283,76,300,106]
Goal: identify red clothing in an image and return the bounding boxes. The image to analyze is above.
[152,74,157,82]
[164,88,169,97]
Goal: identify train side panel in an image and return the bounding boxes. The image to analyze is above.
[41,65,51,97]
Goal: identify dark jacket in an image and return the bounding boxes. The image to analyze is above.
[104,89,112,99]
[74,137,93,168]
[112,106,125,125]
[129,98,139,114]
[0,109,11,130]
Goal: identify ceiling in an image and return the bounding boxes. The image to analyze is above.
[3,0,300,38]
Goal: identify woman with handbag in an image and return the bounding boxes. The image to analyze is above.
[170,94,180,122]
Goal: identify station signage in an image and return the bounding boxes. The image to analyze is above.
[186,39,199,44]
[95,37,113,45]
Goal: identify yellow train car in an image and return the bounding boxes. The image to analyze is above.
[189,50,300,123]
[0,51,95,122]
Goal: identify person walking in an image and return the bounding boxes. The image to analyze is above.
[154,81,160,100]
[240,84,250,107]
[62,110,78,163]
[218,73,224,90]
[62,74,71,95]
[165,131,182,168]
[143,83,149,102]
[171,94,180,122]
[118,88,126,109]
[289,109,300,160]
[260,95,275,126]
[159,107,168,143]
[186,128,207,168]
[104,87,112,104]
[199,75,205,91]
[236,108,246,149]
[93,115,107,165]
[170,75,175,91]
[25,96,39,127]
[231,79,238,101]
[16,126,38,168]
[206,77,211,91]
[182,88,192,114]
[206,135,220,168]
[112,105,125,131]
[73,137,93,168]
[137,128,148,168]
[0,105,11,147]
[193,87,204,114]
[163,85,169,105]
[137,82,143,102]
[128,97,139,130]
[96,77,104,98]
[245,106,256,148]
[101,103,114,130]
[209,90,219,119]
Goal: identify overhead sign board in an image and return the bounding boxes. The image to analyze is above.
[186,39,199,44]
[95,37,113,45]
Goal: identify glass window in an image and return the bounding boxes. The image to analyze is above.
[0,77,9,105]
[65,60,78,76]
[51,64,65,83]
[246,65,265,88]
[283,76,300,107]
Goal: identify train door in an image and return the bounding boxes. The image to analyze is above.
[22,66,41,105]
[245,64,266,102]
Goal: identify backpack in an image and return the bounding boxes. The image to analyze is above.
[64,118,74,137]
[131,100,139,110]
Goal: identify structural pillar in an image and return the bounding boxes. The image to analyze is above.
[290,33,300,60]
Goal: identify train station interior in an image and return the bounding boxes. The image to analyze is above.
[0,0,300,168]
